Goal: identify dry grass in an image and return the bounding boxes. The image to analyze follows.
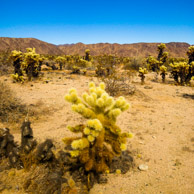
[0,81,27,123]
[0,81,52,128]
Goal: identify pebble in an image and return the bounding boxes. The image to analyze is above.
[138,164,148,171]
[144,86,153,89]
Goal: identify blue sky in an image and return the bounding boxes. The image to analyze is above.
[0,0,194,44]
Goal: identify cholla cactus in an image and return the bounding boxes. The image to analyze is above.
[10,50,23,76]
[170,62,194,85]
[160,65,167,83]
[138,67,148,84]
[22,48,41,80]
[187,46,194,64]
[95,64,107,77]
[146,56,159,72]
[85,49,90,61]
[11,73,24,83]
[71,65,81,74]
[63,82,132,173]
[157,43,166,61]
[55,56,66,70]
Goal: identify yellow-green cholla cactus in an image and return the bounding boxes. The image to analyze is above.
[11,73,24,83]
[138,67,148,84]
[10,50,23,76]
[22,48,41,80]
[63,82,132,173]
[170,62,194,85]
[160,65,167,83]
[55,56,66,70]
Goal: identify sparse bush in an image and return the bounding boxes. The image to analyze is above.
[63,82,133,173]
[130,57,144,71]
[101,72,136,96]
[0,49,12,75]
[0,81,27,123]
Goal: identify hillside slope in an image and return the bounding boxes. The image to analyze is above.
[58,42,190,57]
[0,37,190,57]
[0,37,63,55]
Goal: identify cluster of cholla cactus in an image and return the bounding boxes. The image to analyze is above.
[95,54,119,77]
[63,82,132,173]
[160,65,167,83]
[138,67,148,84]
[10,48,43,82]
[146,56,159,72]
[64,55,92,73]
[55,56,66,70]
[10,50,24,82]
[22,48,42,80]
[170,61,194,85]
[146,43,168,82]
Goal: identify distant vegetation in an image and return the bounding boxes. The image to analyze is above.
[1,43,191,85]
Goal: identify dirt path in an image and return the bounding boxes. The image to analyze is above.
[0,72,194,194]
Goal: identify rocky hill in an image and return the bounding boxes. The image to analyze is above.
[0,37,190,57]
[58,42,190,58]
[0,37,63,55]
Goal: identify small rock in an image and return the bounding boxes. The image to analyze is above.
[138,164,148,171]
[15,185,19,190]
[98,175,108,184]
[152,136,156,139]
[144,86,153,89]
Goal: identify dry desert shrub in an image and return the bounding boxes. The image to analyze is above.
[100,72,136,96]
[0,81,27,123]
[0,50,13,75]
[0,81,56,125]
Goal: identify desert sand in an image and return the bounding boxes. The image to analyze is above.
[0,71,194,194]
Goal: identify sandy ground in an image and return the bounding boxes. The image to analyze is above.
[0,71,194,194]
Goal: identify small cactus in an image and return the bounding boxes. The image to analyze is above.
[63,82,132,173]
[160,65,167,83]
[138,67,148,84]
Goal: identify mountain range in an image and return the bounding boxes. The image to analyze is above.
[0,37,191,58]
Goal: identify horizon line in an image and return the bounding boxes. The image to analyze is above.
[0,37,192,46]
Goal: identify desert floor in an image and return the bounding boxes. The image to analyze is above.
[0,71,194,194]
